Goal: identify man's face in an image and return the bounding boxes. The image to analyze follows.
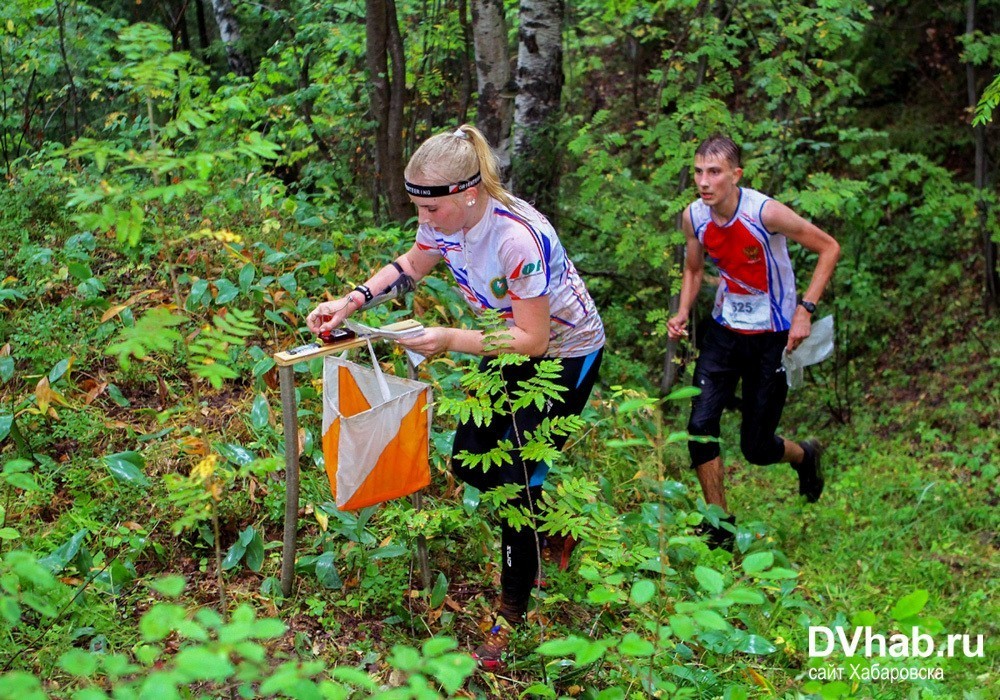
[693,154,742,207]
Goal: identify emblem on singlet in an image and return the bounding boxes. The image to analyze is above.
[490,276,509,298]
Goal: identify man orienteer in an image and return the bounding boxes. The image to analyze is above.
[667,135,841,548]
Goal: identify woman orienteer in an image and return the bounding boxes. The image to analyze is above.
[307,124,605,668]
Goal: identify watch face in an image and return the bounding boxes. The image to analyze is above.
[800,301,816,313]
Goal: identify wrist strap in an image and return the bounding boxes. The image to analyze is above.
[353,283,373,303]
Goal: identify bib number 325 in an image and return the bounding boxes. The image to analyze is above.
[721,293,771,331]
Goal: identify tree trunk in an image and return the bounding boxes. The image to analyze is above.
[965,0,999,311]
[512,0,564,215]
[195,0,211,52]
[209,0,254,77]
[457,0,473,124]
[472,0,513,183]
[366,0,410,223]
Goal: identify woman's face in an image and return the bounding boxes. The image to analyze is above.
[409,190,475,235]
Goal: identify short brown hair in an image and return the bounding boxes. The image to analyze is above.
[696,135,741,168]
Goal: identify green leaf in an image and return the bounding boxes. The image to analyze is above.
[0,672,43,697]
[693,609,728,630]
[105,451,151,488]
[727,587,765,605]
[252,356,276,378]
[391,645,421,672]
[250,394,270,430]
[48,358,71,384]
[186,278,209,310]
[0,414,13,442]
[107,384,130,407]
[618,632,655,657]
[315,551,342,589]
[39,529,88,573]
[239,264,256,292]
[630,579,657,606]
[755,567,798,580]
[139,604,186,642]
[430,572,448,608]
[891,589,929,621]
[68,262,92,281]
[0,357,14,383]
[214,278,239,305]
[694,565,725,595]
[737,634,777,654]
[0,597,21,624]
[537,636,589,657]
[150,575,187,598]
[670,614,695,640]
[222,538,247,571]
[742,551,774,575]
[58,648,99,677]
[665,385,701,401]
[216,443,255,466]
[245,529,264,572]
[278,272,297,293]
[0,527,20,540]
[174,647,235,681]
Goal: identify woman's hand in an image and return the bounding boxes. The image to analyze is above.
[395,326,452,356]
[306,296,357,336]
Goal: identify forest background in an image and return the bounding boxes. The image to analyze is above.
[0,0,997,698]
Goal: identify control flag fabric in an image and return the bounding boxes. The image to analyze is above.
[322,344,431,510]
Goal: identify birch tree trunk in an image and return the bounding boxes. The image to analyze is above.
[366,0,410,223]
[208,0,253,77]
[472,0,513,183]
[512,0,564,215]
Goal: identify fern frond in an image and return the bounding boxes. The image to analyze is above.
[106,307,185,370]
[188,308,259,388]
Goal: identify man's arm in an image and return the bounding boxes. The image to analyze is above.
[762,200,841,351]
[667,207,705,341]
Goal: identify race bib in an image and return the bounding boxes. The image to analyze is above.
[721,293,772,331]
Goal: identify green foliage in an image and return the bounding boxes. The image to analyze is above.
[973,73,1000,125]
[188,308,259,388]
[105,307,184,371]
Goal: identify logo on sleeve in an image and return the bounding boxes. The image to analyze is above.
[511,258,544,279]
[490,277,509,298]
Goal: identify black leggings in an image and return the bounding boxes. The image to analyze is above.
[451,348,603,613]
[687,321,788,468]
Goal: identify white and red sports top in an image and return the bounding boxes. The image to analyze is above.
[689,187,796,333]
[415,196,605,358]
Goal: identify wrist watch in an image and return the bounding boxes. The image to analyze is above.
[798,300,816,314]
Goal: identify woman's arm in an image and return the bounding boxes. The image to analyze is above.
[397,295,551,357]
[307,243,439,336]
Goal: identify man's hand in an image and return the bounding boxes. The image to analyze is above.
[667,311,690,341]
[787,306,812,352]
[395,326,450,356]
[306,297,355,336]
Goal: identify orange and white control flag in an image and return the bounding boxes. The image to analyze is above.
[321,344,431,510]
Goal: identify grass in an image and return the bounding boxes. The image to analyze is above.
[713,302,1000,697]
